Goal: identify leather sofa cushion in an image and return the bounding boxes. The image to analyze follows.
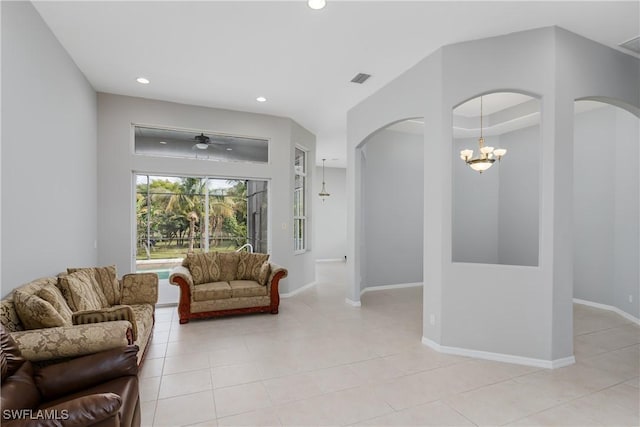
[35,393,122,427]
[40,376,139,427]
[194,282,232,301]
[1,362,41,419]
[1,325,26,380]
[229,280,268,298]
[34,346,138,401]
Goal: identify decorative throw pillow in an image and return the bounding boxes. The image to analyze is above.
[218,252,241,282]
[257,262,270,286]
[237,252,270,282]
[72,305,137,341]
[58,270,109,312]
[67,265,121,306]
[182,252,220,285]
[13,290,69,329]
[37,286,73,326]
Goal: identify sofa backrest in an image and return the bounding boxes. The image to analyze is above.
[65,265,121,306]
[218,252,241,282]
[182,251,270,285]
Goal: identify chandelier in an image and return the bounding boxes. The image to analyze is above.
[459,96,507,173]
[318,158,330,202]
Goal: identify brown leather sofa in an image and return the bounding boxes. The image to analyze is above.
[1,325,141,427]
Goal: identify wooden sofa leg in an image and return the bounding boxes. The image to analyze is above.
[179,318,189,324]
[270,309,278,314]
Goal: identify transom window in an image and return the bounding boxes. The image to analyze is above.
[134,126,269,164]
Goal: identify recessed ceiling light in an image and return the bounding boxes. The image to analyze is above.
[308,0,326,10]
[256,96,267,103]
[159,141,167,145]
[136,77,150,84]
[226,148,233,151]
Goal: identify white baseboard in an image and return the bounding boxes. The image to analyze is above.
[573,298,640,325]
[345,298,361,307]
[550,356,577,369]
[316,258,345,263]
[156,302,178,308]
[360,282,422,296]
[280,281,318,298]
[421,337,575,369]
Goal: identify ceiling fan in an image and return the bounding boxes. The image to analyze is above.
[193,133,213,150]
[191,132,234,152]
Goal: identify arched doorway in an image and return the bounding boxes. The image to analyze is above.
[573,99,640,342]
[354,118,425,320]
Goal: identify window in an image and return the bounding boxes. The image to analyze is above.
[294,148,307,253]
[135,174,268,277]
[134,126,269,164]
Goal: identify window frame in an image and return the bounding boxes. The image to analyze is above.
[293,147,307,254]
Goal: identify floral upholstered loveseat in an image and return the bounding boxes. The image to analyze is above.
[0,266,158,364]
[169,251,287,324]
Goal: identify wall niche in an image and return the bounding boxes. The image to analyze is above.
[452,92,541,267]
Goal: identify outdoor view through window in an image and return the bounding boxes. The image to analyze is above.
[135,175,268,278]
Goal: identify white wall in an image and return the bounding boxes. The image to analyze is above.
[498,124,540,266]
[348,26,640,365]
[574,104,639,318]
[613,107,639,318]
[97,94,315,304]
[313,166,346,261]
[362,129,424,288]
[1,2,97,295]
[573,106,616,306]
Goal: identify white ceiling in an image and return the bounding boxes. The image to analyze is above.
[33,1,639,167]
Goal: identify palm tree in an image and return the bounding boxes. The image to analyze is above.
[208,193,235,248]
[165,178,206,253]
[186,212,199,252]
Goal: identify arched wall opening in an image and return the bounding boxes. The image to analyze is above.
[452,92,541,267]
[356,119,425,299]
[347,26,639,366]
[573,99,640,324]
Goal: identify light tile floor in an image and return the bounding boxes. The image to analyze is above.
[142,263,639,426]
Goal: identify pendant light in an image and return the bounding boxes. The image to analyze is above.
[460,96,507,173]
[318,158,330,202]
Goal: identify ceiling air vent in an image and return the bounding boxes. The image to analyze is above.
[350,73,372,84]
[619,36,640,54]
